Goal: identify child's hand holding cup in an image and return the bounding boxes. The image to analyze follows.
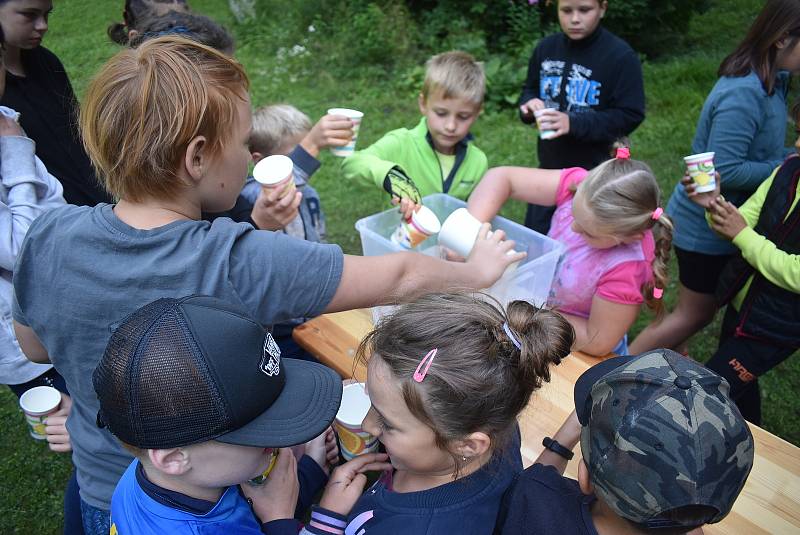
[327,108,364,157]
[253,155,297,199]
[19,386,62,440]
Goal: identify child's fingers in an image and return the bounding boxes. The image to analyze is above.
[486,228,506,242]
[355,461,393,474]
[476,222,492,240]
[335,453,389,477]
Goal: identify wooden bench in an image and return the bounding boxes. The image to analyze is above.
[294,309,800,534]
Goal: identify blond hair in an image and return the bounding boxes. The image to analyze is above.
[249,104,312,155]
[422,50,485,105]
[80,35,249,202]
[576,154,673,313]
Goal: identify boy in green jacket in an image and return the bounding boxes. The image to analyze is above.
[342,50,487,214]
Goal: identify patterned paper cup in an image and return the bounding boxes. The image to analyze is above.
[327,108,364,157]
[391,205,441,249]
[19,386,61,440]
[684,152,716,193]
[253,154,297,199]
[334,383,379,460]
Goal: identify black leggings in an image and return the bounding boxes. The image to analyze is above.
[705,306,796,425]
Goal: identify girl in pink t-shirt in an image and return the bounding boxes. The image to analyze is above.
[468,148,673,356]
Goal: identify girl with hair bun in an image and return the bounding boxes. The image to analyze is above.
[303,292,574,535]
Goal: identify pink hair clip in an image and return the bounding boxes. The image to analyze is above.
[651,207,664,221]
[653,287,664,299]
[413,349,437,383]
[615,147,631,160]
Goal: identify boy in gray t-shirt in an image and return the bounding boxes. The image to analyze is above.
[11,37,520,533]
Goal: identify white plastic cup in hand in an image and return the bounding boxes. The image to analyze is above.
[333,383,379,461]
[391,205,441,249]
[327,108,364,157]
[534,105,558,140]
[253,155,296,199]
[327,108,364,155]
[684,152,717,193]
[438,208,484,258]
[19,386,61,440]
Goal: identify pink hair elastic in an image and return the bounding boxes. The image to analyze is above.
[615,147,631,160]
[653,287,664,299]
[651,207,663,221]
[413,349,437,383]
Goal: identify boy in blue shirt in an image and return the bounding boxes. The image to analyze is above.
[95,295,347,534]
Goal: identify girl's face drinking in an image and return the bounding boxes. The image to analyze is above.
[362,356,457,477]
[0,0,52,50]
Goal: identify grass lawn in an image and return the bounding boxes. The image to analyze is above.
[1,0,797,532]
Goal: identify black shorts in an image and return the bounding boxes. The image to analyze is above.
[674,246,733,294]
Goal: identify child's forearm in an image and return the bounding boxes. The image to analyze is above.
[467,169,512,222]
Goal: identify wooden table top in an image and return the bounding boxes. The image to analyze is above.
[294,309,800,535]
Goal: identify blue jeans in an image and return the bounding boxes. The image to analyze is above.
[79,500,110,535]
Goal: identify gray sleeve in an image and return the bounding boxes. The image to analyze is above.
[0,137,65,270]
[228,228,343,324]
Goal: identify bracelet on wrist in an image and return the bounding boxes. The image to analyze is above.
[542,436,574,460]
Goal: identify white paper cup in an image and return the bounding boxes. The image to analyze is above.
[253,154,296,198]
[684,152,717,193]
[19,386,61,440]
[327,108,364,157]
[333,383,379,460]
[438,208,484,258]
[534,106,558,140]
[391,205,441,249]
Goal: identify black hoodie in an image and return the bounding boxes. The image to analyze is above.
[519,27,645,170]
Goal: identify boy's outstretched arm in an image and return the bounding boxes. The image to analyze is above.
[340,132,405,190]
[324,225,525,313]
[468,167,561,222]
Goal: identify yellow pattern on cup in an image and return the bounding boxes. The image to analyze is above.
[337,425,364,455]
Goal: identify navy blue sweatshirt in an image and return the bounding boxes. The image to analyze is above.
[519,27,645,170]
[304,432,522,535]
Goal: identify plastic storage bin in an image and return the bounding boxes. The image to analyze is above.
[355,194,564,322]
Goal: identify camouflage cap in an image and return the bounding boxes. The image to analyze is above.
[574,349,754,529]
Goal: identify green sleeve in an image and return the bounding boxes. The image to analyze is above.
[732,226,800,293]
[341,132,405,189]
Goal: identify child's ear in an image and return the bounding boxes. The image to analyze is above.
[578,459,594,495]
[149,448,191,476]
[418,93,427,115]
[454,432,492,459]
[184,136,208,183]
[251,151,264,164]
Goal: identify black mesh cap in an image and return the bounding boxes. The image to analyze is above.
[93,295,342,449]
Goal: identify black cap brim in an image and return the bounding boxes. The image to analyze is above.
[574,354,638,426]
[216,358,343,448]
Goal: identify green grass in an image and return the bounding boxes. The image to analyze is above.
[1,0,797,532]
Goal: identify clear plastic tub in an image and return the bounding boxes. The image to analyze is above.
[355,194,564,322]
